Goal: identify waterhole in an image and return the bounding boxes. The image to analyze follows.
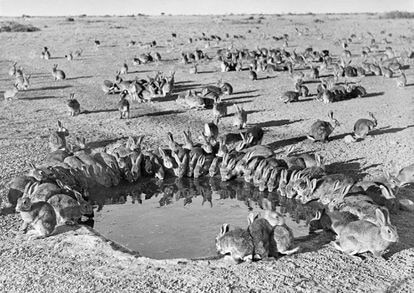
[89,177,320,259]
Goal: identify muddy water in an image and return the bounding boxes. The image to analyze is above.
[91,177,319,259]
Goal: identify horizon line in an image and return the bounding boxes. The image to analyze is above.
[1,10,413,18]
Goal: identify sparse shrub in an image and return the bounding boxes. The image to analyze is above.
[66,17,75,22]
[0,21,40,32]
[380,11,414,19]
[314,19,324,23]
[248,16,254,20]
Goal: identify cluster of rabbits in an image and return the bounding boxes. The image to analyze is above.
[4,62,31,100]
[216,199,299,263]
[175,79,233,113]
[103,70,175,108]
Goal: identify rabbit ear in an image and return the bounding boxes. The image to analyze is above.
[375,209,387,226]
[379,184,396,199]
[55,179,64,188]
[310,179,318,192]
[333,180,342,192]
[220,223,230,236]
[247,212,258,225]
[158,147,166,158]
[340,184,352,197]
[247,134,254,145]
[315,153,323,166]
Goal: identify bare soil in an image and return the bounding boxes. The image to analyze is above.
[0,14,413,292]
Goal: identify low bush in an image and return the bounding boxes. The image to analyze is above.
[0,21,40,32]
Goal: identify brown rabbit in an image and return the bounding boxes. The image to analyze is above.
[16,196,57,240]
[49,120,69,152]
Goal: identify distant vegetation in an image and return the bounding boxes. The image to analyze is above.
[380,11,414,19]
[0,21,40,32]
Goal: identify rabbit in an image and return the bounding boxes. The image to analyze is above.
[296,174,354,204]
[8,62,17,76]
[74,48,83,57]
[65,52,73,61]
[219,154,238,181]
[73,137,113,188]
[258,165,272,192]
[384,163,414,190]
[27,162,50,181]
[172,152,188,178]
[42,47,51,59]
[247,212,273,260]
[217,79,233,95]
[193,155,206,179]
[233,104,247,129]
[271,224,299,256]
[209,157,220,177]
[15,73,31,90]
[157,147,175,169]
[189,64,198,74]
[52,64,66,80]
[253,159,268,187]
[355,183,399,214]
[396,71,407,88]
[332,209,398,257]
[47,193,82,225]
[353,112,377,139]
[16,196,57,240]
[6,175,36,207]
[23,181,61,202]
[213,101,228,122]
[307,111,340,142]
[280,91,299,103]
[120,62,129,74]
[4,84,19,100]
[49,120,69,152]
[309,209,359,235]
[248,69,257,80]
[67,93,81,116]
[130,153,143,182]
[243,157,260,183]
[118,90,130,119]
[215,223,254,263]
[267,167,283,192]
[262,198,286,227]
[102,80,119,94]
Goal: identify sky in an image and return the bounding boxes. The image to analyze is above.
[0,0,413,16]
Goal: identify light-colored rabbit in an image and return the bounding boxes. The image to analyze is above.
[233,104,247,129]
[271,224,299,256]
[384,163,414,189]
[8,62,17,76]
[4,85,19,100]
[52,64,66,80]
[332,209,398,257]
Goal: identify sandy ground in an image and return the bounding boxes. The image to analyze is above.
[0,14,413,292]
